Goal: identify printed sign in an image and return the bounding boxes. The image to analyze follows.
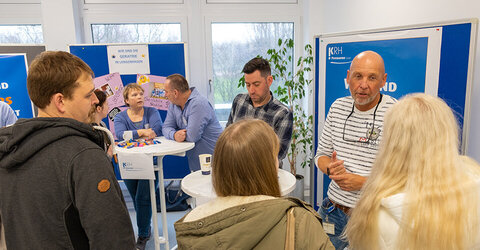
[107,45,150,75]
[0,54,33,118]
[117,152,155,179]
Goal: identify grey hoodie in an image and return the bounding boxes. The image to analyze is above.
[0,117,135,250]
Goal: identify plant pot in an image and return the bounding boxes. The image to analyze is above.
[290,174,305,201]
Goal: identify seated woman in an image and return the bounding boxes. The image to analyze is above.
[90,89,112,157]
[114,83,163,250]
[345,93,480,250]
[175,119,334,249]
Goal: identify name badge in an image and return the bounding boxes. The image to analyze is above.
[323,222,335,235]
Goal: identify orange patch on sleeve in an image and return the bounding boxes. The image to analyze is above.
[97,179,111,193]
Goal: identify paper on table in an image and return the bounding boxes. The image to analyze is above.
[117,151,155,180]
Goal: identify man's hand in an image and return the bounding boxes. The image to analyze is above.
[174,129,187,142]
[330,173,366,191]
[138,128,157,140]
[327,151,346,176]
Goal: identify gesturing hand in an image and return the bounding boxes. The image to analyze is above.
[327,151,346,176]
[330,173,366,191]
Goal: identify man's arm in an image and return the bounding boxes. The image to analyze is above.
[162,104,179,140]
[275,109,293,161]
[184,100,212,143]
[0,102,17,127]
[72,148,135,249]
[315,105,365,191]
[226,94,240,127]
[317,152,366,191]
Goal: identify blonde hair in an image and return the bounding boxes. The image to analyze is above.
[212,119,281,197]
[122,83,144,106]
[346,93,480,250]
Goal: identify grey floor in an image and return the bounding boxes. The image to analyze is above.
[120,182,190,250]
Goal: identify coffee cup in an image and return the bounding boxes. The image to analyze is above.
[199,154,212,175]
[123,131,133,142]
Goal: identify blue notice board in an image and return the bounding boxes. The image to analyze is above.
[70,43,189,179]
[0,54,33,119]
[313,20,477,210]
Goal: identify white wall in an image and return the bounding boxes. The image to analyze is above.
[307,0,480,162]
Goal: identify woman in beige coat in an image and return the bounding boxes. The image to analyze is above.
[175,119,333,250]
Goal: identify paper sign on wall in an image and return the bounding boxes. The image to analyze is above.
[117,152,155,180]
[107,45,150,75]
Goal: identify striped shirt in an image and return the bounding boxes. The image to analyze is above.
[315,95,396,208]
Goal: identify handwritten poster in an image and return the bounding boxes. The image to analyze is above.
[137,74,170,111]
[107,45,150,75]
[94,72,125,109]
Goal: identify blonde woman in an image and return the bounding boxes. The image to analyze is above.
[345,93,480,250]
[175,119,334,249]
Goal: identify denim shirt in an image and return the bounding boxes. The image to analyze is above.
[162,87,223,171]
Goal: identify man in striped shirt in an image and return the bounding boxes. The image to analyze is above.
[315,51,396,249]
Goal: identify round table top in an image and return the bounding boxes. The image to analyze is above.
[115,136,194,157]
[181,169,297,198]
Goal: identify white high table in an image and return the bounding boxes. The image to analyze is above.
[181,169,296,203]
[116,137,194,250]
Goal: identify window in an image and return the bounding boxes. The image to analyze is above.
[0,25,43,44]
[211,22,294,125]
[91,23,182,43]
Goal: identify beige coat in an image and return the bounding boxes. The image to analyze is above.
[175,197,334,250]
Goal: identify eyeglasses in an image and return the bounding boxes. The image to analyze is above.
[342,94,382,144]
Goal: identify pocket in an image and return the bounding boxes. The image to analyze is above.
[321,197,333,209]
[321,197,335,214]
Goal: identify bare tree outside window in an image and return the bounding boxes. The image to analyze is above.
[211,22,294,124]
[91,23,181,43]
[0,25,44,44]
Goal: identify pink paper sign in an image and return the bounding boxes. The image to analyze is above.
[136,74,170,111]
[94,72,125,110]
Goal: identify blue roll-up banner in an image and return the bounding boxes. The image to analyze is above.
[314,21,477,210]
[0,54,33,119]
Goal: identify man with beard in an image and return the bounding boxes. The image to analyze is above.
[0,51,135,249]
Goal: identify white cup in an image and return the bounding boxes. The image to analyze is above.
[199,154,212,175]
[123,131,133,142]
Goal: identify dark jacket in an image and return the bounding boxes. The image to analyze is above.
[0,117,135,250]
[175,197,334,250]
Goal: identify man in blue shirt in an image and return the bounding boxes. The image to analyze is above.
[162,74,223,171]
[0,101,17,127]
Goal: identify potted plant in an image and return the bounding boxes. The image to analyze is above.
[239,38,314,200]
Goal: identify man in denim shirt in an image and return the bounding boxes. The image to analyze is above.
[162,74,223,171]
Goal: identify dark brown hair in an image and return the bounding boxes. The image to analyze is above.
[94,89,107,108]
[27,51,93,109]
[212,119,281,197]
[242,57,271,77]
[166,74,189,93]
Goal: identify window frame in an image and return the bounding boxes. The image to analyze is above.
[82,4,188,44]
[204,15,302,106]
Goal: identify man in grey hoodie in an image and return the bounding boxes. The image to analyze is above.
[0,51,135,249]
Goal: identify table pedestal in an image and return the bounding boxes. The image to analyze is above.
[150,156,168,250]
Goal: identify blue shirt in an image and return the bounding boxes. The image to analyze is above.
[114,106,163,140]
[0,101,17,127]
[162,87,223,171]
